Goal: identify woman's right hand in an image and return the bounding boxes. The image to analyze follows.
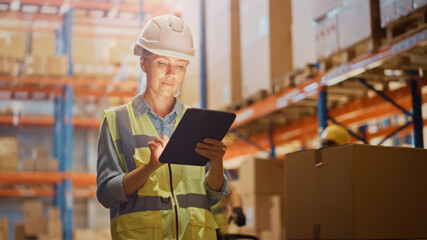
[147,135,169,170]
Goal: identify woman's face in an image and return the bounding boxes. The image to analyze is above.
[141,54,188,98]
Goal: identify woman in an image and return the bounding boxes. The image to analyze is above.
[97,15,229,240]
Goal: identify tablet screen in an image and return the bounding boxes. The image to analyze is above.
[159,108,236,166]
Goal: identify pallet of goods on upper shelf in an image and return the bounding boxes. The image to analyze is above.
[381,0,427,43]
[314,0,385,72]
[270,64,318,95]
[225,89,270,112]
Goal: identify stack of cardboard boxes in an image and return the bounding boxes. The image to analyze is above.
[25,32,69,77]
[22,147,58,172]
[73,229,110,240]
[314,0,383,62]
[380,0,427,28]
[15,201,63,240]
[231,158,285,239]
[284,144,427,240]
[23,201,47,238]
[0,217,8,240]
[0,136,19,172]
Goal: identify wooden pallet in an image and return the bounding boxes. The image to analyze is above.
[225,89,270,112]
[386,6,427,43]
[271,64,317,94]
[318,36,384,74]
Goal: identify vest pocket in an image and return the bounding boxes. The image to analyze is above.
[114,211,163,240]
[189,208,217,240]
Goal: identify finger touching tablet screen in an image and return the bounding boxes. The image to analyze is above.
[159,108,236,166]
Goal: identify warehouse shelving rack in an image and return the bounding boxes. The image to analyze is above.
[225,27,427,161]
[0,1,153,239]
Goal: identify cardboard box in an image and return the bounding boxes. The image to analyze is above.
[0,34,26,60]
[238,158,285,194]
[14,223,25,240]
[48,206,61,220]
[32,147,48,160]
[74,229,111,240]
[24,200,43,218]
[22,158,35,171]
[0,136,19,172]
[285,144,427,239]
[338,0,380,50]
[25,215,47,237]
[396,0,413,17]
[0,217,8,240]
[413,0,427,9]
[260,230,285,240]
[35,158,47,172]
[269,195,284,232]
[313,0,341,20]
[315,15,339,59]
[31,33,55,56]
[380,0,397,27]
[48,219,62,240]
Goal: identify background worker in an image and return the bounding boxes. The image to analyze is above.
[97,15,229,240]
[320,124,351,147]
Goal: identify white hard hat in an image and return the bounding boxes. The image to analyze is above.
[134,15,195,61]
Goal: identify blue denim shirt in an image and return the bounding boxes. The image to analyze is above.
[96,94,229,208]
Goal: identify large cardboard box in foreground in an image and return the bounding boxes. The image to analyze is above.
[285,144,427,240]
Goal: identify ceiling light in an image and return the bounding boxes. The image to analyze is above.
[10,0,20,11]
[384,69,403,76]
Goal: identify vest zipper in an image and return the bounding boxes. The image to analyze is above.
[168,163,179,239]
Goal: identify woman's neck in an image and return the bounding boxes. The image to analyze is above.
[143,90,175,118]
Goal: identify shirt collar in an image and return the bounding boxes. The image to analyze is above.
[132,94,184,119]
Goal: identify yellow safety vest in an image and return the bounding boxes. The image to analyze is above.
[211,199,228,234]
[102,101,217,240]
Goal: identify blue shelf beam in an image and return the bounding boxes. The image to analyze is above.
[199,0,207,109]
[410,79,424,148]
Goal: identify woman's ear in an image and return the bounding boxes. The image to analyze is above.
[140,57,146,72]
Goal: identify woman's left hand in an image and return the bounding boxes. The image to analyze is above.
[195,138,227,165]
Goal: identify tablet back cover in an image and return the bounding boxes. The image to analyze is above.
[159,108,236,166]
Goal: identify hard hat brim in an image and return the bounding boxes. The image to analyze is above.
[134,42,195,61]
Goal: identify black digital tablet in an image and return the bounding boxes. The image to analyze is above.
[159,108,236,166]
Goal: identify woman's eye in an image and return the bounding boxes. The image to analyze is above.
[176,65,185,69]
[158,62,166,66]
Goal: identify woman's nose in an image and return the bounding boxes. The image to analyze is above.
[166,64,175,76]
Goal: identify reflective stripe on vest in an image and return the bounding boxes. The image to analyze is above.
[115,106,154,172]
[176,193,210,210]
[110,194,173,219]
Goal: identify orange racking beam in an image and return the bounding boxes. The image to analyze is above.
[231,74,321,128]
[231,28,427,130]
[0,115,101,128]
[0,189,54,197]
[0,172,62,184]
[225,84,427,160]
[67,172,97,186]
